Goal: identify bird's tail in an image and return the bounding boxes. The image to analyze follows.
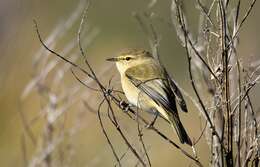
[169,114,192,146]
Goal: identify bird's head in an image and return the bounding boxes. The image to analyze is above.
[106,49,153,75]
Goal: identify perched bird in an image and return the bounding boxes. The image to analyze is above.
[107,49,192,145]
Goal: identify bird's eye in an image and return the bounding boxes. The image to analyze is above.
[125,57,131,61]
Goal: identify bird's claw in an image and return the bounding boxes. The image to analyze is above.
[119,101,131,112]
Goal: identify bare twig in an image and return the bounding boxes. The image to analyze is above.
[136,100,151,167]
[97,99,122,166]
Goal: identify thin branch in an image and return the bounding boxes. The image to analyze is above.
[97,99,122,167]
[196,0,214,26]
[235,27,242,167]
[193,121,207,146]
[171,0,221,84]
[114,147,130,167]
[133,12,160,62]
[78,0,91,59]
[227,0,257,49]
[173,0,222,145]
[71,68,100,92]
[33,20,94,80]
[107,103,147,167]
[137,99,151,167]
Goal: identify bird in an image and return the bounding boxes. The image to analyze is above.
[107,49,192,145]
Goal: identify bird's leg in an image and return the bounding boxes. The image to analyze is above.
[119,100,133,112]
[146,112,159,128]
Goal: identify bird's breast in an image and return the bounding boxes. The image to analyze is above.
[121,75,140,107]
[120,74,170,120]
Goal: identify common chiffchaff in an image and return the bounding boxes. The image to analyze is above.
[107,49,191,145]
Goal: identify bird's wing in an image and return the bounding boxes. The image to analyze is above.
[125,63,178,114]
[164,69,188,112]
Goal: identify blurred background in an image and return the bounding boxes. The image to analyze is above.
[0,0,259,166]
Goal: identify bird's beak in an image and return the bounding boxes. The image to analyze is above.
[106,57,118,62]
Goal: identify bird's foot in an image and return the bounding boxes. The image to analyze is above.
[119,101,132,112]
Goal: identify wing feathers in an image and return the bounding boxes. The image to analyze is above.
[125,64,188,114]
[165,70,188,112]
[125,72,177,114]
